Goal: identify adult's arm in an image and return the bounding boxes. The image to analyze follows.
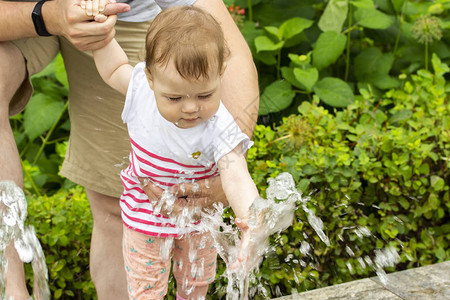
[0,0,130,50]
[194,0,259,138]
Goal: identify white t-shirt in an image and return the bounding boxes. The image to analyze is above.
[117,0,196,22]
[120,62,252,237]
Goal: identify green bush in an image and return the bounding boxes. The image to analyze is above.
[233,0,449,117]
[23,55,449,299]
[242,54,449,297]
[25,186,95,299]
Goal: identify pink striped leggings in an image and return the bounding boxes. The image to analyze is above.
[122,225,217,299]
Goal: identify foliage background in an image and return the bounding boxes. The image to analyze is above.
[9,0,449,298]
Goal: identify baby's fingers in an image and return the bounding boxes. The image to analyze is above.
[91,0,104,16]
[81,0,94,16]
[94,13,107,22]
[81,0,108,17]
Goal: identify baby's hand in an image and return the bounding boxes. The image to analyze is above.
[231,217,265,272]
[81,0,113,22]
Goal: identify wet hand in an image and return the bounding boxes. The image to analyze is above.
[139,177,164,202]
[139,178,203,219]
[169,176,228,209]
[231,217,265,272]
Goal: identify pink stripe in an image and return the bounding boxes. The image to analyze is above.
[120,177,145,194]
[123,222,178,238]
[121,174,138,186]
[122,185,145,194]
[131,150,139,176]
[121,203,174,226]
[140,171,219,186]
[145,177,175,187]
[120,196,169,219]
[121,192,148,204]
[130,137,208,169]
[134,152,216,175]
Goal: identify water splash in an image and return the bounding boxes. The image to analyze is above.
[160,172,300,299]
[373,246,401,285]
[0,180,49,299]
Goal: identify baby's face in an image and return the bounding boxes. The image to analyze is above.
[148,62,222,129]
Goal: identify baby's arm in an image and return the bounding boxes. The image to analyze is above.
[217,145,259,226]
[92,38,133,95]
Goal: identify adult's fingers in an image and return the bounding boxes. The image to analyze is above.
[102,2,130,16]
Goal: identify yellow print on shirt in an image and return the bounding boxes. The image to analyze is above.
[192,151,201,159]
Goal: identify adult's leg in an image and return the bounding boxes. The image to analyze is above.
[57,20,150,298]
[0,41,29,299]
[86,189,128,299]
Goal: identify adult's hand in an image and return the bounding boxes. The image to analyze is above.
[43,0,130,51]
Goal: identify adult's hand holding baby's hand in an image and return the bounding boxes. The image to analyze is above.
[80,0,114,22]
[44,0,129,51]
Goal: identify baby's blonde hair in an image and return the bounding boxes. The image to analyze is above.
[145,6,228,80]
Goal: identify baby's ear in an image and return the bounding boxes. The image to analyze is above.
[145,68,154,88]
[220,62,227,77]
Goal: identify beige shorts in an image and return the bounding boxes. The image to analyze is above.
[11,20,151,197]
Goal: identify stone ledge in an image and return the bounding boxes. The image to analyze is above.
[275,261,450,300]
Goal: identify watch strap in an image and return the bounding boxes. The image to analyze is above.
[32,0,52,36]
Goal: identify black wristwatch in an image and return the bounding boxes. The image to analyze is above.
[32,0,52,36]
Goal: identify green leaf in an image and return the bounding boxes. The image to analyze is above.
[389,109,412,123]
[371,74,400,89]
[298,178,310,192]
[254,52,278,65]
[264,26,281,40]
[241,21,263,49]
[350,0,374,9]
[436,247,446,260]
[399,197,410,210]
[354,48,394,82]
[281,66,305,89]
[279,17,314,40]
[313,77,355,107]
[259,80,295,115]
[250,0,316,27]
[313,31,347,70]
[31,59,55,79]
[293,67,318,91]
[54,53,69,89]
[390,0,405,14]
[287,53,304,67]
[431,53,450,77]
[255,36,284,52]
[428,193,440,210]
[354,7,393,29]
[23,94,65,141]
[430,176,445,191]
[318,0,349,33]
